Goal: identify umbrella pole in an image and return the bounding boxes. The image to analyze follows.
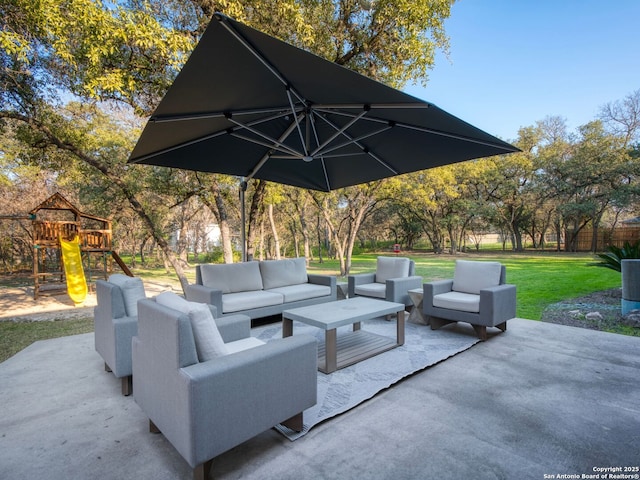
[240,179,248,262]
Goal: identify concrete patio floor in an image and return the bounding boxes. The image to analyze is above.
[1,318,639,480]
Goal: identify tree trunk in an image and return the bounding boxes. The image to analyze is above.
[246,180,266,261]
[267,203,281,259]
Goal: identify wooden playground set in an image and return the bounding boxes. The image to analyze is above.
[0,193,131,303]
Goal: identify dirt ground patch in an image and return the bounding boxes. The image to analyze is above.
[540,287,640,333]
[0,279,181,322]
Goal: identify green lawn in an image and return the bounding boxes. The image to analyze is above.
[306,252,621,320]
[0,251,623,363]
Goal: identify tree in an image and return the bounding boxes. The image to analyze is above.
[310,183,385,275]
[0,0,456,288]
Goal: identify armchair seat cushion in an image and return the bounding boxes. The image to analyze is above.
[222,290,284,313]
[267,283,331,303]
[353,282,387,299]
[433,291,480,313]
[225,337,266,354]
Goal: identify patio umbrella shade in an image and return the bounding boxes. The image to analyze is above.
[128,13,519,191]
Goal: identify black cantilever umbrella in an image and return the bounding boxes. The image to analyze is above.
[129,13,518,191]
[129,13,518,259]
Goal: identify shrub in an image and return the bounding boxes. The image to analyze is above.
[591,240,640,272]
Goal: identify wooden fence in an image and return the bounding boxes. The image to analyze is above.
[573,226,640,251]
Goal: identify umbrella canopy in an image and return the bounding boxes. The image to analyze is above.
[128,13,518,191]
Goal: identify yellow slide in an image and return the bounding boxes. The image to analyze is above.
[60,235,88,305]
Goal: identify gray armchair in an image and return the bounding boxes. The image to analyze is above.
[423,260,516,341]
[132,298,318,480]
[348,256,422,307]
[95,276,249,396]
[94,276,146,395]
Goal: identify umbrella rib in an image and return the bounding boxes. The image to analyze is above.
[215,14,307,106]
[150,106,293,123]
[315,112,400,175]
[245,112,305,181]
[315,125,393,157]
[227,117,302,157]
[314,106,515,151]
[287,88,309,156]
[309,109,368,157]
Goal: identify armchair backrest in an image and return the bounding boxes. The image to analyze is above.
[107,274,146,317]
[137,298,199,370]
[452,260,504,294]
[375,256,414,284]
[95,279,127,319]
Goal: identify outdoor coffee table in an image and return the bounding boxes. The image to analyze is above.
[282,297,405,374]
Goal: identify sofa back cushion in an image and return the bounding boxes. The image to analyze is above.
[260,258,308,290]
[452,260,502,294]
[108,274,146,317]
[200,261,263,294]
[375,256,411,284]
[156,291,229,361]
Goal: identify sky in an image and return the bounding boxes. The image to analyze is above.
[403,0,640,142]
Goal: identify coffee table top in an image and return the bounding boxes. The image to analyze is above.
[282,297,405,330]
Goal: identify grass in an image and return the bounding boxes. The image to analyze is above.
[0,317,93,363]
[0,251,624,363]
[306,251,622,320]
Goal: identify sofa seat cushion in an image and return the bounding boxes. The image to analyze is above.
[266,283,331,303]
[108,274,146,317]
[200,261,263,294]
[260,258,308,289]
[375,256,411,284]
[222,290,284,313]
[225,337,266,355]
[156,292,229,361]
[354,282,387,299]
[433,291,480,313]
[452,260,502,294]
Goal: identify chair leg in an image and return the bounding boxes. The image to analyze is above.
[104,362,112,373]
[429,316,456,331]
[121,375,132,396]
[281,412,304,432]
[193,460,213,480]
[497,321,507,332]
[471,325,488,341]
[149,420,160,434]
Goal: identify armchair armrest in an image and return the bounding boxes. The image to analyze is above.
[308,274,337,299]
[424,279,454,298]
[215,314,251,343]
[479,284,517,326]
[184,284,223,315]
[347,273,376,297]
[385,275,423,305]
[179,335,318,463]
[308,274,336,288]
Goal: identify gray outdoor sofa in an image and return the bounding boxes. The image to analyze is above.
[185,257,337,319]
[132,296,317,480]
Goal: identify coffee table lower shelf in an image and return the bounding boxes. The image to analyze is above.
[317,330,398,374]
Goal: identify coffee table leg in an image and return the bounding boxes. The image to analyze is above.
[397,309,405,346]
[353,321,361,331]
[283,317,293,337]
[325,329,337,373]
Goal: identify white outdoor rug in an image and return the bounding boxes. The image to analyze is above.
[252,317,480,441]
